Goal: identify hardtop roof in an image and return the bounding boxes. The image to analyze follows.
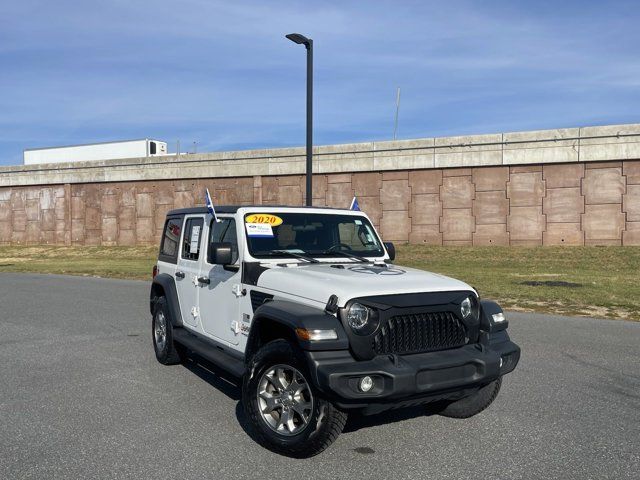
[165,205,357,216]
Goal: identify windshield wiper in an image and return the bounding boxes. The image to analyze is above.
[323,250,370,263]
[269,250,320,263]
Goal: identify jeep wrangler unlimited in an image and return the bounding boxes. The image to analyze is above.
[150,206,520,457]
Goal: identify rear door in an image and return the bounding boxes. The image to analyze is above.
[197,216,242,346]
[175,215,205,329]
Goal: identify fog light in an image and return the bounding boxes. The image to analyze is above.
[359,376,374,392]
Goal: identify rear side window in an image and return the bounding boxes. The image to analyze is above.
[182,217,204,261]
[159,217,182,264]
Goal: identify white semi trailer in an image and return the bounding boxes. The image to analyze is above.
[23,139,167,165]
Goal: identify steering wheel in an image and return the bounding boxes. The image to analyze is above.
[326,243,353,252]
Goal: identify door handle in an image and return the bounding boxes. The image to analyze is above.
[175,271,185,279]
[197,276,210,285]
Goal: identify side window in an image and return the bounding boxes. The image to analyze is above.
[209,218,239,264]
[159,217,182,262]
[182,217,204,261]
[338,221,378,251]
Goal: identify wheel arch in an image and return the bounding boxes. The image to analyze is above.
[150,273,183,327]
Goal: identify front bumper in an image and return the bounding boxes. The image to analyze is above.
[305,331,520,412]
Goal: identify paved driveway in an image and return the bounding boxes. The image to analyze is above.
[0,273,638,479]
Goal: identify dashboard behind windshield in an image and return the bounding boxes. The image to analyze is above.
[244,212,385,259]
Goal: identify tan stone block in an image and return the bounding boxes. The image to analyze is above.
[441,209,474,242]
[508,206,545,242]
[154,205,173,231]
[408,170,442,194]
[101,194,119,217]
[278,185,303,206]
[261,177,279,203]
[41,210,56,231]
[39,230,55,245]
[102,217,118,244]
[442,168,472,177]
[443,240,473,246]
[623,184,640,221]
[174,180,196,192]
[25,222,40,244]
[119,206,136,230]
[543,223,584,245]
[544,187,584,223]
[0,189,11,202]
[472,167,509,192]
[410,194,441,225]
[624,161,640,184]
[119,184,136,206]
[25,199,40,221]
[585,161,622,169]
[117,229,135,246]
[511,239,543,246]
[55,202,66,221]
[71,196,85,219]
[136,193,154,218]
[408,224,442,245]
[380,180,410,211]
[585,238,621,246]
[382,171,408,181]
[358,196,382,225]
[85,207,101,230]
[326,173,352,184]
[10,190,25,210]
[473,224,509,246]
[311,174,327,200]
[174,190,194,209]
[13,213,26,232]
[0,201,11,222]
[135,217,155,244]
[71,220,84,244]
[441,176,474,209]
[352,172,381,196]
[582,204,625,241]
[510,165,542,173]
[39,188,55,210]
[379,212,410,242]
[582,168,625,205]
[155,184,175,205]
[623,222,640,245]
[11,230,25,244]
[543,164,584,188]
[507,172,545,206]
[85,229,102,246]
[473,191,508,224]
[277,175,304,187]
[0,222,11,243]
[326,183,353,208]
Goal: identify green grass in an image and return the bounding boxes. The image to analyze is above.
[0,245,638,320]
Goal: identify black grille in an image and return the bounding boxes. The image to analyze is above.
[250,290,273,311]
[373,311,467,355]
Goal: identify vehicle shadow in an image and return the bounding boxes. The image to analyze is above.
[182,355,242,401]
[343,405,441,433]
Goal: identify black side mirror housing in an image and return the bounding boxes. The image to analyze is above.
[384,242,396,261]
[209,242,233,265]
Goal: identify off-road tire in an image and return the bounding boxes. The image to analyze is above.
[242,339,347,458]
[152,296,183,365]
[437,377,502,418]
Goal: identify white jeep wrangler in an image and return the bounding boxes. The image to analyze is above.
[150,205,520,457]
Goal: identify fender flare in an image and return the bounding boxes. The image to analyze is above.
[249,299,350,352]
[479,299,508,332]
[150,273,183,327]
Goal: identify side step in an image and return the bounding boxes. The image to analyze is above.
[173,328,246,378]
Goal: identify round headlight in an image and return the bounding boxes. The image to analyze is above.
[461,296,473,319]
[347,302,370,331]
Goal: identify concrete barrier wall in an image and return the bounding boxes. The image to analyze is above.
[1,124,639,246]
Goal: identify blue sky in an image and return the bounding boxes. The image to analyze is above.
[1,0,639,166]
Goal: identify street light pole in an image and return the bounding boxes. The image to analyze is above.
[286,33,313,206]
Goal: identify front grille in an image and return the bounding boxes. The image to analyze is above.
[373,311,467,355]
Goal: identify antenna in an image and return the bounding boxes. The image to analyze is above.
[176,139,180,156]
[393,87,401,140]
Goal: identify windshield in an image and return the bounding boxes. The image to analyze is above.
[244,212,385,259]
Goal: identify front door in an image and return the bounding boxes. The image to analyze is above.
[198,216,242,346]
[175,215,205,329]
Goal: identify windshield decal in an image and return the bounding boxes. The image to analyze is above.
[246,223,274,237]
[245,214,283,226]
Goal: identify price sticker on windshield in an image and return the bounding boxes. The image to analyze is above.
[245,214,283,226]
[246,223,274,237]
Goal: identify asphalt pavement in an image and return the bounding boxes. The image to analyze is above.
[0,273,638,479]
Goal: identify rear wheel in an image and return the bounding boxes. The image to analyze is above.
[242,339,347,457]
[437,378,502,418]
[152,297,183,365]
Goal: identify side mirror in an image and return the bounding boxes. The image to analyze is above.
[208,242,233,265]
[384,242,396,261]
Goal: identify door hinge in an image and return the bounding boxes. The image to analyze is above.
[190,306,200,318]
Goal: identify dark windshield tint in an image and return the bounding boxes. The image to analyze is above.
[244,212,384,258]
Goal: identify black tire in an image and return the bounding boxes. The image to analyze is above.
[242,339,347,458]
[152,296,183,365]
[437,377,502,419]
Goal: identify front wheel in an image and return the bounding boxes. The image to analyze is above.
[242,339,347,457]
[437,377,502,418]
[152,297,184,365]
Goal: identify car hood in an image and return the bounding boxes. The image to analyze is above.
[255,262,474,307]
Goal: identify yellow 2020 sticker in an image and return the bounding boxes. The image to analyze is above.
[245,214,283,226]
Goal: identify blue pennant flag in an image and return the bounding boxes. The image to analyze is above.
[205,188,220,222]
[349,196,360,211]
